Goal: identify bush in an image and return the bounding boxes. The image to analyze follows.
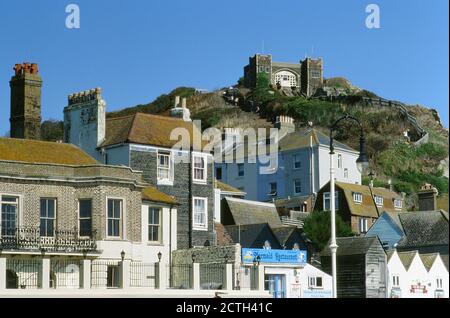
[303,211,355,252]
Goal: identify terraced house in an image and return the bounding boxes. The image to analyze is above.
[64,90,215,249]
[0,138,178,290]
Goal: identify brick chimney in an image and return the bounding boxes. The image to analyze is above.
[274,115,295,139]
[417,183,438,211]
[10,62,42,140]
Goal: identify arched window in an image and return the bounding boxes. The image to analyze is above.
[274,71,298,87]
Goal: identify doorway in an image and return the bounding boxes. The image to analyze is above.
[265,274,286,298]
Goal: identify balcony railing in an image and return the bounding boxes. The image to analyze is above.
[0,227,97,253]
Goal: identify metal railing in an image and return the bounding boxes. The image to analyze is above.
[167,264,193,289]
[234,266,259,291]
[91,260,120,288]
[50,259,83,288]
[130,262,157,288]
[200,263,226,290]
[6,258,42,289]
[0,227,97,252]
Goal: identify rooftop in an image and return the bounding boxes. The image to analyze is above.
[0,138,97,166]
[142,186,178,205]
[321,236,382,256]
[223,197,283,228]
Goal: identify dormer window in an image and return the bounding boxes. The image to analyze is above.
[374,195,384,207]
[353,192,363,203]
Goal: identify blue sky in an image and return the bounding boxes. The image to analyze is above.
[0,0,448,134]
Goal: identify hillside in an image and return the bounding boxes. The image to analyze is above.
[40,77,449,210]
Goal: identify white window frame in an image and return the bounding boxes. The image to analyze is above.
[359,218,369,234]
[323,191,339,211]
[106,197,125,239]
[192,197,208,231]
[308,276,323,289]
[392,275,400,287]
[78,198,93,238]
[394,199,403,209]
[294,179,302,194]
[353,192,363,204]
[157,151,174,185]
[293,154,301,169]
[1,195,20,236]
[148,206,162,243]
[40,198,57,238]
[192,153,207,184]
[269,182,277,196]
[374,195,384,207]
[337,154,342,169]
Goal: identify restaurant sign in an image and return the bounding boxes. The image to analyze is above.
[242,248,307,265]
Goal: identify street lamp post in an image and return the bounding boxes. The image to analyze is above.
[329,114,369,298]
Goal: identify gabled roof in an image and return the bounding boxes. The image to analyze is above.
[321,236,382,256]
[271,227,296,245]
[224,223,281,248]
[419,253,439,272]
[396,210,449,249]
[279,129,357,153]
[142,186,178,205]
[397,250,418,270]
[223,197,283,228]
[101,112,205,149]
[0,138,97,165]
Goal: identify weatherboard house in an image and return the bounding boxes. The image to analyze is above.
[64,91,215,249]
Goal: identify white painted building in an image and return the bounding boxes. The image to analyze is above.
[387,250,449,298]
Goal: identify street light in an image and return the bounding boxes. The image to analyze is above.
[329,114,368,299]
[120,250,125,262]
[157,251,162,263]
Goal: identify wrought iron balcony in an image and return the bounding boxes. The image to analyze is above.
[0,227,97,253]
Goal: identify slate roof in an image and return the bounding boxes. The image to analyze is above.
[224,223,281,248]
[101,112,207,149]
[396,210,449,249]
[223,197,283,228]
[440,254,449,271]
[271,227,296,245]
[142,186,178,205]
[321,236,381,256]
[0,138,97,165]
[397,251,418,270]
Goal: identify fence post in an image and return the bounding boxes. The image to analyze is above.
[0,257,6,290]
[193,263,200,291]
[119,260,130,290]
[41,258,50,289]
[258,265,265,291]
[82,259,91,289]
[157,262,167,290]
[226,263,233,291]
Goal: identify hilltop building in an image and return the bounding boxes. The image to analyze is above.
[243,54,323,97]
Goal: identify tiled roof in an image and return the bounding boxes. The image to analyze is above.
[215,223,235,246]
[0,138,97,165]
[279,129,357,153]
[101,112,206,149]
[224,223,281,248]
[334,182,405,218]
[214,180,245,194]
[321,236,380,256]
[271,226,296,245]
[398,251,418,270]
[396,210,449,248]
[142,186,178,205]
[223,197,283,228]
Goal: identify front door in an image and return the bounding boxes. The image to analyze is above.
[265,274,286,298]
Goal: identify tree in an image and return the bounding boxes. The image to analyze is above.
[40,120,64,142]
[303,211,355,252]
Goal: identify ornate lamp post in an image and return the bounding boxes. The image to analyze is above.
[329,114,368,298]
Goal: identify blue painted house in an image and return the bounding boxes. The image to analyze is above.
[366,212,405,249]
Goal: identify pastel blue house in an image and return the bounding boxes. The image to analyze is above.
[366,212,404,249]
[215,117,362,204]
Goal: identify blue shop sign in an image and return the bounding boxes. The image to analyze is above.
[242,248,307,265]
[303,290,332,298]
